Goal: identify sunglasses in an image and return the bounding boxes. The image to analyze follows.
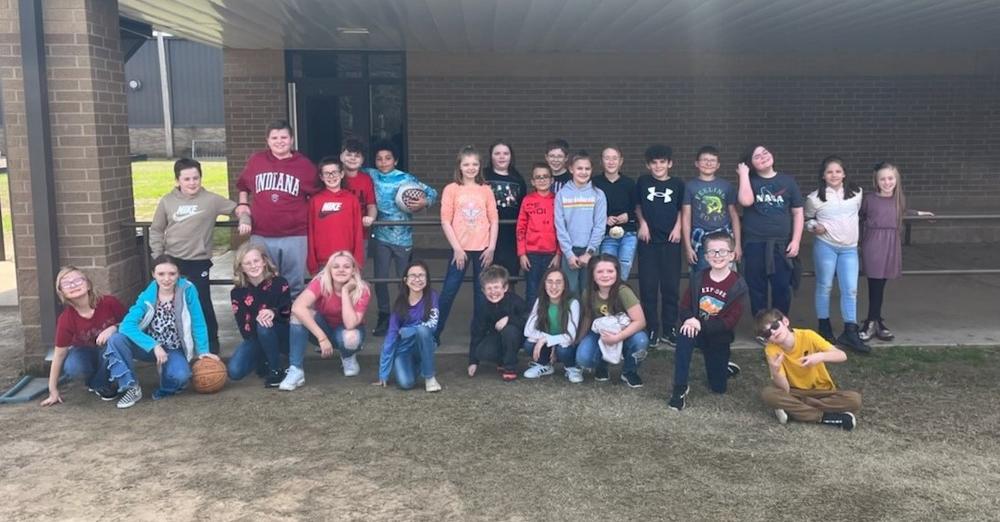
[757,320,782,340]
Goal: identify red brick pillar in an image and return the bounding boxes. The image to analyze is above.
[0,0,142,371]
[223,48,287,196]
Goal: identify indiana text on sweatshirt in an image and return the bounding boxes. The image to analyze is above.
[236,149,320,237]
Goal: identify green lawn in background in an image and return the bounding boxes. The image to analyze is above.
[0,160,232,258]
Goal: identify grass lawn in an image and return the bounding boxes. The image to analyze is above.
[1,345,998,520]
[0,160,232,258]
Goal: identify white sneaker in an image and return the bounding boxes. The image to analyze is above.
[425,376,442,393]
[523,362,554,379]
[116,385,142,409]
[341,355,360,377]
[279,366,305,391]
[565,366,584,384]
[774,408,789,425]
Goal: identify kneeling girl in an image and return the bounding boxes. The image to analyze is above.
[374,260,441,392]
[522,267,581,382]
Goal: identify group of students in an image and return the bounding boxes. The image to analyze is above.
[39,120,931,432]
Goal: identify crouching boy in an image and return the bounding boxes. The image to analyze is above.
[469,265,528,382]
[668,232,747,411]
[757,308,862,430]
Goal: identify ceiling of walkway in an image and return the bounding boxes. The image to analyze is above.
[119,0,1000,52]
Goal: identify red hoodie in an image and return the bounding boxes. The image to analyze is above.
[307,189,365,273]
[236,150,320,237]
[516,191,559,256]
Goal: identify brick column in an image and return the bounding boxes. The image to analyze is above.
[0,0,142,371]
[223,48,286,195]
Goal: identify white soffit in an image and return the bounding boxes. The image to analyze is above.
[118,0,1000,52]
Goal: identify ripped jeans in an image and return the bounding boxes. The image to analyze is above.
[576,330,649,375]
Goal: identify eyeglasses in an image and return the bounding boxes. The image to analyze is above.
[59,277,86,290]
[706,249,732,258]
[321,171,341,178]
[698,158,719,165]
[406,274,427,281]
[532,175,552,181]
[757,320,781,339]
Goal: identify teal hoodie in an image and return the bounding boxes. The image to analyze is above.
[119,277,208,361]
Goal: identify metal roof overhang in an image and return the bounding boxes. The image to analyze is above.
[118,0,1000,53]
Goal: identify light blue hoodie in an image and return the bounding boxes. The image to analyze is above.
[554,180,607,259]
[119,277,209,361]
[366,167,439,247]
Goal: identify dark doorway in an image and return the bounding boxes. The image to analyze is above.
[287,51,406,168]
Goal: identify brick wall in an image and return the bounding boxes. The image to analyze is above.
[0,0,142,369]
[406,54,1000,211]
[223,49,286,198]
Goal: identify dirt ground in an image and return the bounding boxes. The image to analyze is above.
[2,345,999,521]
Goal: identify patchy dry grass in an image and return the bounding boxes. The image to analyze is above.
[2,346,999,521]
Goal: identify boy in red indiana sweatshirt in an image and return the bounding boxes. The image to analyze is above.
[516,163,561,306]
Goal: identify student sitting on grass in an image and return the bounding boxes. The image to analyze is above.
[104,255,219,409]
[281,251,370,391]
[469,265,528,382]
[228,242,291,388]
[40,267,126,406]
[668,232,747,411]
[373,260,442,392]
[522,267,581,382]
[757,308,861,431]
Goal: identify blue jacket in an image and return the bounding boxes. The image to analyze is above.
[119,277,209,361]
[366,168,439,247]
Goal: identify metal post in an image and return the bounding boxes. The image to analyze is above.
[18,0,61,355]
[156,32,174,157]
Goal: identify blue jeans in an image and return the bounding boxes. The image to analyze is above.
[63,346,109,390]
[388,325,437,390]
[252,234,308,299]
[673,333,731,393]
[289,312,364,369]
[813,239,859,323]
[523,252,556,306]
[600,232,638,281]
[522,339,576,367]
[104,332,191,397]
[436,250,486,346]
[227,324,288,380]
[577,330,649,374]
[743,241,793,316]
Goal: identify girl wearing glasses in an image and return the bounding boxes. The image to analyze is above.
[373,260,441,392]
[40,267,126,406]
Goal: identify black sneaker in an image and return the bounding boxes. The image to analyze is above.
[726,361,741,378]
[876,319,895,341]
[620,372,643,388]
[648,330,659,348]
[667,385,689,411]
[594,366,610,382]
[90,386,119,401]
[264,369,284,388]
[821,412,857,431]
[659,328,677,347]
[372,313,390,337]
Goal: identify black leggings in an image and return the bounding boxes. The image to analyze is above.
[866,278,888,322]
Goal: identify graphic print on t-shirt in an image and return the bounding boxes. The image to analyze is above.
[754,185,788,215]
[646,185,675,203]
[318,201,343,218]
[490,180,522,209]
[698,294,725,317]
[694,187,726,225]
[172,204,204,222]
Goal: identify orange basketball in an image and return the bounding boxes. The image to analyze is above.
[191,357,227,394]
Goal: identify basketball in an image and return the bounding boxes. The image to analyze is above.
[191,357,227,394]
[395,182,427,211]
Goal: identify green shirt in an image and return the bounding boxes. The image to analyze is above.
[591,286,639,317]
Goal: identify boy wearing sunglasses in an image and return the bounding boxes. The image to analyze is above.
[755,308,862,430]
[667,232,747,411]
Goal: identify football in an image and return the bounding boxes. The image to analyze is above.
[395,182,428,212]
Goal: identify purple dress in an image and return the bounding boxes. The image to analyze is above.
[860,193,902,279]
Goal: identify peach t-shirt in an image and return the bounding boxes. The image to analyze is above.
[440,182,498,251]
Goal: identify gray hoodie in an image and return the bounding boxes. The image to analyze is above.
[554,181,607,259]
[149,188,249,260]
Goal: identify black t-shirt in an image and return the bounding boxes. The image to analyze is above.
[593,173,637,233]
[485,169,527,222]
[741,172,803,242]
[635,174,685,243]
[552,171,571,194]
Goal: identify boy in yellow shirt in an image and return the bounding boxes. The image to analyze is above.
[757,308,861,430]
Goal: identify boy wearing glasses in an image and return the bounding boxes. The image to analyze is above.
[682,146,742,273]
[307,157,365,275]
[668,232,747,411]
[516,163,561,306]
[756,308,861,431]
[544,139,571,193]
